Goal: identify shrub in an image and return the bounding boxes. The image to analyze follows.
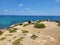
[36,20,41,23]
[13,38,20,45]
[0,37,6,41]
[9,30,16,33]
[19,23,23,26]
[13,37,24,45]
[9,28,17,33]
[0,31,3,35]
[21,30,28,33]
[55,21,60,23]
[23,24,28,27]
[14,28,17,30]
[58,22,60,26]
[55,21,60,26]
[30,34,38,40]
[34,23,46,28]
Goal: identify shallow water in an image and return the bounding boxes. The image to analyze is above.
[0,15,60,29]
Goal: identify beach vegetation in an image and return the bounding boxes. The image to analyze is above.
[36,20,41,23]
[9,28,17,33]
[19,23,23,26]
[55,21,60,26]
[0,31,3,35]
[34,23,46,28]
[55,21,60,23]
[21,30,28,33]
[0,37,6,41]
[23,24,28,27]
[30,34,38,40]
[36,19,50,22]
[13,37,24,45]
[58,22,60,26]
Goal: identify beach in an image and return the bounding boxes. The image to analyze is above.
[0,0,60,45]
[0,21,60,45]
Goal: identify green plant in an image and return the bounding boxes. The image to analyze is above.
[0,31,3,35]
[9,30,16,33]
[14,28,17,30]
[23,24,28,27]
[19,23,23,26]
[55,21,60,22]
[9,28,17,33]
[55,21,60,26]
[21,30,28,33]
[34,23,46,28]
[0,37,6,41]
[13,37,24,45]
[13,38,20,45]
[36,20,41,23]
[30,34,38,40]
[58,22,60,26]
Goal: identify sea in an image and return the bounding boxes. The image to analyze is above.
[0,15,60,29]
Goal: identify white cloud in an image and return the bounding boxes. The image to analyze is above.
[19,3,23,7]
[56,0,60,2]
[4,10,8,12]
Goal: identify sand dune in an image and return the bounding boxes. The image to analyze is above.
[0,21,60,45]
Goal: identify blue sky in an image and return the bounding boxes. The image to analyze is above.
[0,0,60,15]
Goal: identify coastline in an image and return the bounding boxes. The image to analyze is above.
[0,19,59,31]
[0,20,60,45]
[0,16,60,29]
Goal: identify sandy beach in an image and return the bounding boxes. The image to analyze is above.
[0,0,60,45]
[0,21,60,45]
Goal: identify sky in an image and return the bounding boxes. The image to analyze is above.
[0,0,60,15]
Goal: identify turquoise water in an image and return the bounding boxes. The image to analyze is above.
[0,15,60,29]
